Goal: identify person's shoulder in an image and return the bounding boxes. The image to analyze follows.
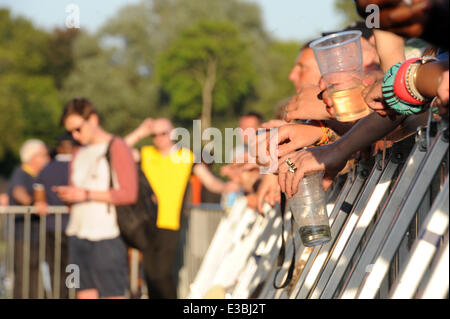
[10,166,23,179]
[40,160,68,176]
[112,136,128,149]
[9,166,32,186]
[110,137,134,155]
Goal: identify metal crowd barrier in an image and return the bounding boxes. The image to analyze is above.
[0,206,151,299]
[0,206,71,299]
[187,116,449,299]
[0,203,224,299]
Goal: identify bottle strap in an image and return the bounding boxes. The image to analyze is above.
[273,193,296,289]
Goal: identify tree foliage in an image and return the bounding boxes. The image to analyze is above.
[334,0,363,26]
[1,1,302,176]
[0,9,62,175]
[157,21,255,128]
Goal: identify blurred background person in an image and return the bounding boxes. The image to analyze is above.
[34,132,80,299]
[125,117,238,299]
[54,98,138,299]
[7,139,49,298]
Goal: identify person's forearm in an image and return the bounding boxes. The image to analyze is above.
[12,187,33,205]
[194,164,227,194]
[333,112,405,160]
[324,119,354,137]
[415,60,450,99]
[88,190,113,203]
[374,30,405,72]
[124,129,145,147]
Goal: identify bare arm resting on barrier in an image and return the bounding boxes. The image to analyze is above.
[12,186,33,206]
[277,112,405,198]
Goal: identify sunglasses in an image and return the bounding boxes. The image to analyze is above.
[67,121,85,134]
[151,131,170,138]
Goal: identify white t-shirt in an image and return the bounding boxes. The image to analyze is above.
[65,142,120,241]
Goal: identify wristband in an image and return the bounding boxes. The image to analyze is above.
[84,189,90,202]
[382,62,424,115]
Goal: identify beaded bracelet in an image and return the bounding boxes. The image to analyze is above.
[382,62,425,115]
[315,121,336,146]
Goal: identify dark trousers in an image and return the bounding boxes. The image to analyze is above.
[142,228,180,299]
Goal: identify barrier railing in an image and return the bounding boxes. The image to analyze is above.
[0,203,225,299]
[0,206,150,299]
[0,206,71,299]
[188,116,449,299]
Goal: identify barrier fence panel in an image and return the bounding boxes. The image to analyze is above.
[253,208,295,299]
[177,203,224,298]
[415,231,449,299]
[0,206,70,299]
[270,172,352,299]
[309,153,388,299]
[320,143,405,298]
[231,206,279,299]
[339,130,429,299]
[356,125,449,299]
[389,177,449,298]
[210,208,268,293]
[290,163,369,299]
[184,119,448,300]
[237,208,284,298]
[187,197,248,299]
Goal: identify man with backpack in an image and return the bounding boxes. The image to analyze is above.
[53,98,138,299]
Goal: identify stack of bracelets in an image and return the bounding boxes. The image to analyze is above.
[382,56,438,115]
[315,121,337,146]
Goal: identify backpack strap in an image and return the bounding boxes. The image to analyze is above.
[273,193,296,290]
[105,136,116,213]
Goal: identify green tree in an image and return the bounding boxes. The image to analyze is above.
[248,41,301,117]
[334,0,363,26]
[0,9,61,176]
[157,20,255,130]
[44,28,80,89]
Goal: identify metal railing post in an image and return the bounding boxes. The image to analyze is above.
[356,127,449,299]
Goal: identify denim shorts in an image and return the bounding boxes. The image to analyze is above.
[68,236,129,298]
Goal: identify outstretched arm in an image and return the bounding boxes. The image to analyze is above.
[124,118,154,148]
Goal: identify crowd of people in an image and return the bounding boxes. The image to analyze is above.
[0,0,448,299]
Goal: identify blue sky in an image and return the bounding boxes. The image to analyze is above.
[0,0,344,42]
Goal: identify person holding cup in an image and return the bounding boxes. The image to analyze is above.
[310,30,373,122]
[7,139,50,298]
